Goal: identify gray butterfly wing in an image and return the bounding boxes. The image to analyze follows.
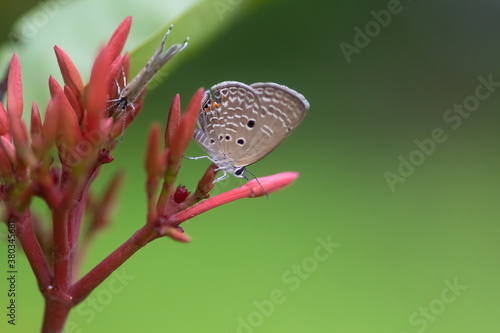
[193,90,216,154]
[193,81,261,168]
[233,82,309,166]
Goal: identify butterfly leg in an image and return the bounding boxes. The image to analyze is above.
[184,155,212,160]
[105,76,125,118]
[213,169,228,184]
[130,102,136,119]
[107,66,127,103]
[119,109,126,142]
[107,77,123,102]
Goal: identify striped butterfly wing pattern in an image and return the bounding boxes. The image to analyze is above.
[193,81,309,170]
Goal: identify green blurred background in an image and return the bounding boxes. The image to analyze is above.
[1,0,499,332]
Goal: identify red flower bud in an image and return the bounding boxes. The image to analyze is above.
[165,93,180,147]
[0,136,16,166]
[31,101,42,137]
[42,99,58,149]
[164,226,191,243]
[48,75,61,98]
[97,149,114,164]
[0,148,13,178]
[30,101,43,158]
[169,88,203,162]
[106,16,132,63]
[54,45,84,103]
[53,89,82,149]
[86,16,132,133]
[174,185,190,203]
[0,102,10,138]
[64,85,82,121]
[7,54,23,118]
[194,163,218,200]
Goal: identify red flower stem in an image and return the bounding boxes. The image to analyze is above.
[156,181,173,214]
[64,166,98,281]
[67,197,88,281]
[146,179,159,222]
[52,208,71,293]
[72,228,96,280]
[170,190,248,225]
[39,172,62,208]
[70,223,158,305]
[156,161,180,214]
[170,172,299,225]
[66,206,78,254]
[41,298,71,333]
[68,178,91,247]
[49,166,73,293]
[15,209,52,290]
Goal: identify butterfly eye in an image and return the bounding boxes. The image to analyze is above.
[234,167,245,177]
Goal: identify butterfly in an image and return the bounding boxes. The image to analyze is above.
[192,81,309,184]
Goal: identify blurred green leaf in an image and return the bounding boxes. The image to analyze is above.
[0,0,257,120]
[129,0,257,91]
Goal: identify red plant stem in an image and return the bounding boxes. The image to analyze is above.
[68,199,88,282]
[68,188,89,246]
[15,209,52,290]
[170,172,299,225]
[170,189,248,225]
[53,172,95,293]
[65,167,97,281]
[39,171,62,208]
[14,209,70,332]
[70,223,158,305]
[156,181,173,214]
[65,167,97,249]
[66,206,77,253]
[41,298,71,333]
[156,160,180,214]
[72,228,96,280]
[52,208,71,293]
[146,179,159,222]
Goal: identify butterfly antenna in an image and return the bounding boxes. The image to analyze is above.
[244,169,269,199]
